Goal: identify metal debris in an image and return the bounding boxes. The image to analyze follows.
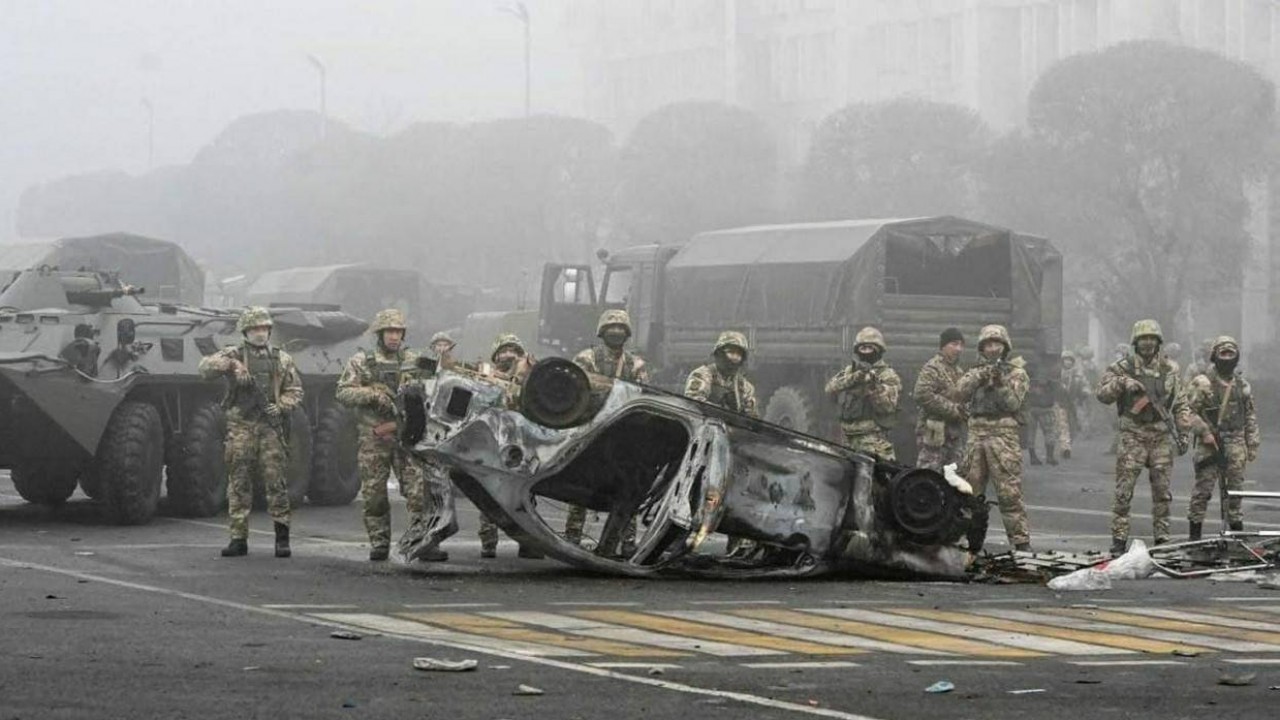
[925,681,955,694]
[1218,672,1257,687]
[513,684,545,696]
[329,630,363,641]
[413,657,478,672]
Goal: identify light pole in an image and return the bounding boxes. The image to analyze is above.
[141,97,154,169]
[500,2,531,116]
[306,54,328,139]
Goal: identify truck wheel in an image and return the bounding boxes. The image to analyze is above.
[93,401,164,525]
[764,385,816,434]
[10,460,80,505]
[250,406,313,510]
[165,403,227,518]
[307,405,360,506]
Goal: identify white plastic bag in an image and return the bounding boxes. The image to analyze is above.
[942,463,973,496]
[1047,539,1155,591]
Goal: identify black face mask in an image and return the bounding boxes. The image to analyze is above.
[1213,356,1239,376]
[602,329,628,349]
[856,349,882,366]
[714,353,740,376]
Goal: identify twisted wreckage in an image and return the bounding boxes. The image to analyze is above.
[396,357,974,579]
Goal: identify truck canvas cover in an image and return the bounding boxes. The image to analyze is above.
[0,232,205,305]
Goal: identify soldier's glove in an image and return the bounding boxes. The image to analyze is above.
[232,361,253,387]
[264,403,283,419]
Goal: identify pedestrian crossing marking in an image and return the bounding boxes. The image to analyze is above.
[398,612,688,658]
[656,610,943,655]
[731,608,1042,658]
[574,610,860,656]
[1192,606,1280,624]
[1120,607,1280,634]
[483,611,774,657]
[1049,608,1280,646]
[988,608,1280,653]
[882,608,1208,655]
[311,612,592,657]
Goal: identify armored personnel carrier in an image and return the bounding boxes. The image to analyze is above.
[0,267,364,523]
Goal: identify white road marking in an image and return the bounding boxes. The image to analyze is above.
[589,663,684,669]
[657,610,950,655]
[687,600,783,605]
[313,612,592,657]
[548,601,641,607]
[1025,504,1280,529]
[483,611,779,657]
[1113,607,1280,633]
[1212,597,1280,602]
[807,608,1131,656]
[401,603,503,609]
[262,603,359,610]
[981,609,1280,653]
[741,661,861,669]
[962,598,1047,605]
[907,660,1022,666]
[1222,658,1280,665]
[1068,661,1185,667]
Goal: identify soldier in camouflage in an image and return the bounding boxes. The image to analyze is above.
[1023,360,1059,466]
[565,310,650,551]
[1184,336,1261,539]
[824,326,901,460]
[913,327,967,472]
[955,324,1032,553]
[684,331,759,418]
[336,309,445,562]
[480,333,543,559]
[1055,351,1086,459]
[1076,345,1101,438]
[1096,319,1193,555]
[1183,338,1214,384]
[430,331,456,363]
[199,306,304,558]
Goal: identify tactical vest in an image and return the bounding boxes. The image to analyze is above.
[1205,376,1248,433]
[707,375,741,413]
[838,388,869,423]
[968,385,1008,417]
[227,345,280,417]
[1117,358,1168,423]
[366,350,409,390]
[593,346,640,381]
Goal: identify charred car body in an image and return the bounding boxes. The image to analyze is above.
[399,356,971,579]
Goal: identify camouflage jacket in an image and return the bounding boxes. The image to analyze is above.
[198,343,303,423]
[1097,354,1192,433]
[573,345,650,383]
[956,357,1029,431]
[913,353,965,430]
[684,364,759,419]
[335,346,425,430]
[1061,366,1088,404]
[825,360,900,435]
[1184,368,1260,449]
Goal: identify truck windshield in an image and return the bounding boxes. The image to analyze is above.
[602,267,632,305]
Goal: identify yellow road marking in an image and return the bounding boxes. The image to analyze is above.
[1191,606,1280,624]
[1049,608,1280,645]
[575,610,862,656]
[397,612,687,658]
[731,608,1042,658]
[885,608,1211,655]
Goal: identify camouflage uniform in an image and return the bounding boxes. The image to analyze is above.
[198,307,304,553]
[913,350,966,472]
[1184,336,1260,533]
[479,333,542,558]
[1076,345,1101,438]
[1024,363,1059,465]
[955,325,1031,552]
[684,331,759,419]
[824,327,900,461]
[1096,320,1193,550]
[566,310,650,549]
[335,309,432,557]
[1055,351,1086,456]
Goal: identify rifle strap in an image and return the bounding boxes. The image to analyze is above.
[1215,379,1234,431]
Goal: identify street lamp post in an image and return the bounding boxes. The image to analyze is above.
[141,97,154,169]
[306,54,328,139]
[500,2,531,116]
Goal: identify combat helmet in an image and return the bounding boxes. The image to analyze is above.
[491,332,526,361]
[369,308,408,335]
[854,326,886,352]
[430,330,456,349]
[237,306,273,333]
[1212,335,1239,355]
[977,324,1012,354]
[1130,319,1163,344]
[1164,342,1182,360]
[597,309,633,338]
[1061,349,1077,365]
[713,330,749,358]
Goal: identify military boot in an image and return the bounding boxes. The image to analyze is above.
[1110,537,1127,556]
[480,543,497,559]
[1014,542,1033,552]
[1188,522,1202,541]
[1229,520,1244,532]
[1029,449,1042,466]
[369,546,390,562]
[274,522,291,558]
[221,538,248,557]
[1045,447,1058,466]
[1062,449,1072,459]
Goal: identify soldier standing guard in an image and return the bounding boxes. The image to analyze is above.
[1023,361,1059,466]
[824,326,901,460]
[1184,336,1261,539]
[335,309,444,562]
[479,333,544,559]
[955,325,1032,553]
[199,306,304,558]
[1055,351,1086,459]
[684,331,759,418]
[913,327,967,472]
[566,309,650,550]
[1096,319,1192,555]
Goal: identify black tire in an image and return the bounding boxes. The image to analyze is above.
[165,403,228,518]
[10,460,80,505]
[763,385,817,433]
[307,404,360,506]
[251,406,312,510]
[91,401,165,525]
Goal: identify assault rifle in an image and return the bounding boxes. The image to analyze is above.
[1128,374,1189,455]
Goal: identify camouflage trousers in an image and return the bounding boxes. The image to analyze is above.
[225,418,289,540]
[1112,425,1174,542]
[961,426,1030,547]
[915,424,964,472]
[1024,407,1058,454]
[564,505,637,550]
[1054,404,1072,453]
[1188,435,1250,525]
[478,510,501,548]
[842,430,896,463]
[358,434,426,550]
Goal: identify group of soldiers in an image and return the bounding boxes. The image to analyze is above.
[199,304,1260,563]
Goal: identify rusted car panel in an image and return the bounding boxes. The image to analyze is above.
[399,358,970,579]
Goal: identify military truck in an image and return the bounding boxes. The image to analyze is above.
[0,232,206,305]
[538,216,1062,462]
[0,267,364,523]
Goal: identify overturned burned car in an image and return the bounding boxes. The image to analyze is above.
[398,357,972,579]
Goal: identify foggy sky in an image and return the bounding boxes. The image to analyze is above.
[0,0,583,240]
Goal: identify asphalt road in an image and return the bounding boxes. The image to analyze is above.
[3,434,1280,720]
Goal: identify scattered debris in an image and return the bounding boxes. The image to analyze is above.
[44,594,60,600]
[1047,568,1111,591]
[242,666,261,672]
[970,550,1108,584]
[1047,540,1156,590]
[648,667,665,676]
[1172,649,1202,658]
[329,630,363,641]
[925,681,955,694]
[489,665,511,670]
[1218,672,1257,687]
[72,551,95,557]
[1073,679,1102,685]
[513,684,545,696]
[412,657,478,672]
[1008,689,1047,695]
[341,699,358,708]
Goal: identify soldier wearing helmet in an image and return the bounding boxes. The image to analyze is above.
[199,306,304,558]
[564,310,651,551]
[1023,358,1060,466]
[1183,335,1261,539]
[1075,345,1100,438]
[824,326,901,460]
[684,331,759,419]
[1096,319,1194,555]
[335,308,444,562]
[430,331,457,365]
[913,327,967,472]
[1055,350,1086,459]
[954,324,1033,553]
